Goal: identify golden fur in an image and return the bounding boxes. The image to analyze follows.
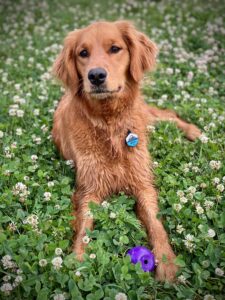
[52,21,201,282]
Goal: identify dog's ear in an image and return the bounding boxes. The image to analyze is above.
[116,21,158,82]
[53,30,80,92]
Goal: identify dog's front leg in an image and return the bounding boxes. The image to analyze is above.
[72,191,101,261]
[135,187,178,282]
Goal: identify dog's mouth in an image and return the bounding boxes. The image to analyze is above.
[88,86,122,98]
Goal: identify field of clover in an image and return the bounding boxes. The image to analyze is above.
[0,0,224,299]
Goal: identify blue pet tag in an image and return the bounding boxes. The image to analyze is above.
[126,131,139,147]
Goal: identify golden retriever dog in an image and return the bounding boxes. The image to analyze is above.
[52,21,201,282]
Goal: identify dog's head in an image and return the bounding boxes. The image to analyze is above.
[53,21,158,99]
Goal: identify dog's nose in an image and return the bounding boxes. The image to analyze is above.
[88,68,107,86]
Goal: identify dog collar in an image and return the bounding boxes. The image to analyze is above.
[126,130,139,147]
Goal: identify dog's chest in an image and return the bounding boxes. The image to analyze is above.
[71,117,150,194]
[74,121,144,162]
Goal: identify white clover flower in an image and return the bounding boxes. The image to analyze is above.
[4,147,13,159]
[75,270,81,276]
[199,134,209,143]
[178,274,186,283]
[183,167,189,173]
[25,214,39,228]
[31,155,38,161]
[32,134,42,144]
[33,109,40,116]
[180,196,188,203]
[89,253,96,259]
[215,267,224,276]
[177,80,184,88]
[47,181,55,187]
[14,275,23,285]
[41,124,48,132]
[176,224,185,234]
[204,295,215,300]
[115,292,127,300]
[187,186,196,194]
[158,99,164,106]
[8,222,17,231]
[187,71,194,81]
[17,109,24,117]
[12,182,30,202]
[0,283,13,295]
[216,184,224,192]
[39,259,48,267]
[200,183,207,189]
[209,160,221,170]
[204,200,214,210]
[4,170,11,176]
[1,255,12,263]
[9,108,17,116]
[82,235,90,244]
[13,182,26,195]
[223,176,225,182]
[185,234,194,242]
[109,212,117,219]
[1,255,16,269]
[208,229,216,238]
[16,128,23,135]
[173,203,182,212]
[55,248,63,256]
[3,275,11,282]
[53,293,65,300]
[11,142,17,149]
[147,125,156,133]
[166,67,173,75]
[152,161,159,168]
[14,84,20,90]
[196,204,204,215]
[0,130,4,138]
[209,122,216,128]
[187,192,194,200]
[183,234,195,252]
[44,192,52,201]
[13,95,21,103]
[51,257,63,270]
[192,166,200,173]
[102,201,110,208]
[65,160,74,167]
[177,190,184,197]
[212,177,220,185]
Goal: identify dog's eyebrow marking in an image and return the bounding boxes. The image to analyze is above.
[103,39,124,49]
[78,43,90,50]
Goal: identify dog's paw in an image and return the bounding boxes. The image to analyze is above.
[154,249,179,282]
[75,252,84,262]
[156,259,178,282]
[72,243,85,262]
[185,124,202,141]
[73,248,85,262]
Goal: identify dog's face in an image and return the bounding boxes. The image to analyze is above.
[53,21,158,99]
[75,22,129,99]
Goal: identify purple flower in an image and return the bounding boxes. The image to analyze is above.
[127,246,155,272]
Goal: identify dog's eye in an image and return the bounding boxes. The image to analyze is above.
[110,45,121,54]
[79,49,89,58]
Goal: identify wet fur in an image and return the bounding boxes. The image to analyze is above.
[52,21,201,282]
